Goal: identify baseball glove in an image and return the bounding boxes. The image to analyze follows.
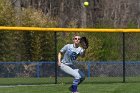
[80,37,88,49]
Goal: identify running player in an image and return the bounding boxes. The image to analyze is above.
[58,35,86,93]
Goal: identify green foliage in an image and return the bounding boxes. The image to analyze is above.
[0,0,58,62]
[94,33,122,61]
[0,31,23,61]
[0,0,140,62]
[93,19,114,28]
[127,21,137,28]
[20,8,58,27]
[0,0,15,26]
[21,31,55,62]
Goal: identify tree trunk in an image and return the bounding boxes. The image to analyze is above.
[80,0,87,28]
[12,0,21,25]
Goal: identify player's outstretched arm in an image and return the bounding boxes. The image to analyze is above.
[58,52,62,66]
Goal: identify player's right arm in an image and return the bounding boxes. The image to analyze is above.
[57,44,69,66]
[58,52,62,66]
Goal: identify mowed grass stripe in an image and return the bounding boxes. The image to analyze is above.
[0,83,140,93]
[0,77,140,85]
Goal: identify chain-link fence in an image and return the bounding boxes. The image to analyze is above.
[0,31,140,85]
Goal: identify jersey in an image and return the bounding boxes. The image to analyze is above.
[60,44,84,65]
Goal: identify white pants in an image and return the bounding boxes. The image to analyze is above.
[60,63,81,79]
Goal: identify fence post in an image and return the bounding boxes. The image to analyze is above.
[36,63,40,78]
[54,32,58,84]
[122,32,126,83]
[87,62,91,79]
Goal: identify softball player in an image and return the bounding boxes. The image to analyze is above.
[58,35,86,93]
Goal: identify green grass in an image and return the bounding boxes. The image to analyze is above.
[0,77,123,85]
[0,77,55,85]
[0,77,140,93]
[0,82,140,93]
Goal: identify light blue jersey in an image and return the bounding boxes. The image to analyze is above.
[60,44,84,65]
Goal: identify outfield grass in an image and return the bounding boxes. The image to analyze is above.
[0,77,140,93]
[0,82,140,93]
[0,77,123,85]
[1,77,139,85]
[0,77,55,85]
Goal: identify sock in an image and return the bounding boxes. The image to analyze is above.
[72,85,77,92]
[72,79,79,92]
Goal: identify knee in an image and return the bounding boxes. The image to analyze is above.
[74,69,85,80]
[74,74,81,79]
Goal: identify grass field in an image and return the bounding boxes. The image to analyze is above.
[0,77,140,93]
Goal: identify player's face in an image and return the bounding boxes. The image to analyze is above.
[73,36,80,44]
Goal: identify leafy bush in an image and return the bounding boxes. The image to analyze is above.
[0,0,58,62]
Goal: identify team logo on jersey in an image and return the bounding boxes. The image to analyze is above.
[70,52,77,60]
[68,49,78,60]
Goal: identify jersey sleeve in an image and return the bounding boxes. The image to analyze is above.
[60,44,69,53]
